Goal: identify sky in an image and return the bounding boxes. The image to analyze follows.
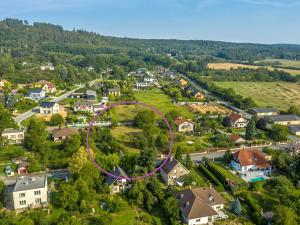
[0,0,300,44]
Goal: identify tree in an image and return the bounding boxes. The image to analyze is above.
[175,146,183,163]
[134,110,156,130]
[270,125,289,141]
[245,117,256,140]
[185,154,193,169]
[58,183,79,211]
[256,118,267,130]
[273,205,298,225]
[223,149,232,164]
[230,198,242,215]
[50,114,65,126]
[287,105,300,115]
[139,147,157,170]
[25,119,47,152]
[163,196,180,225]
[69,146,89,174]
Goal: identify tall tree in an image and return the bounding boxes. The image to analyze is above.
[185,153,193,169]
[175,146,183,163]
[245,117,256,140]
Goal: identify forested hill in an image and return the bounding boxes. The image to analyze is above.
[1,18,300,61]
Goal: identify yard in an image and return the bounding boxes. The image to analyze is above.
[111,208,137,225]
[216,82,300,111]
[134,89,195,118]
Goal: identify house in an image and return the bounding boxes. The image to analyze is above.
[101,96,109,104]
[228,113,248,128]
[105,166,129,194]
[70,92,85,99]
[287,143,300,156]
[37,80,56,94]
[73,101,94,113]
[229,134,245,144]
[108,87,121,97]
[39,102,59,115]
[86,90,97,101]
[160,157,189,185]
[52,127,79,142]
[136,82,149,89]
[1,128,25,144]
[266,115,300,126]
[26,89,46,101]
[12,176,48,211]
[174,187,227,225]
[144,77,156,83]
[195,92,206,100]
[178,79,188,86]
[231,149,271,175]
[288,125,300,136]
[17,162,28,175]
[174,117,195,133]
[0,79,11,88]
[40,63,54,71]
[93,103,107,113]
[248,108,279,117]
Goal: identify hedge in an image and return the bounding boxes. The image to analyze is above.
[198,164,224,191]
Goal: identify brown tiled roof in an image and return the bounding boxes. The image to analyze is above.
[174,117,195,126]
[230,134,241,142]
[174,188,226,220]
[233,149,271,168]
[38,80,56,89]
[229,113,242,123]
[52,127,79,138]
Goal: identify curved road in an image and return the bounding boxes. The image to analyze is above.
[14,84,84,126]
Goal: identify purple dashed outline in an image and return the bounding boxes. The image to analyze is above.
[86,101,174,181]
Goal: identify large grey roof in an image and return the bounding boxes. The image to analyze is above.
[105,166,128,185]
[161,158,187,174]
[13,176,47,192]
[40,102,57,108]
[2,128,24,135]
[267,114,300,122]
[249,108,279,113]
[289,125,300,133]
[86,90,97,96]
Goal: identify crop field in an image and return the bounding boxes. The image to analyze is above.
[255,58,300,69]
[207,62,300,76]
[216,82,300,110]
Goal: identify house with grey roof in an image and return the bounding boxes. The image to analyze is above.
[174,187,227,225]
[288,125,300,136]
[12,176,48,211]
[105,166,130,194]
[39,102,59,115]
[265,114,300,126]
[160,157,189,185]
[86,90,97,101]
[26,89,46,101]
[108,87,121,97]
[1,128,25,145]
[248,108,279,117]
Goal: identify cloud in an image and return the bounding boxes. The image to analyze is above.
[239,0,300,7]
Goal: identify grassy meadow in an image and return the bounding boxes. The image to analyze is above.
[216,82,300,110]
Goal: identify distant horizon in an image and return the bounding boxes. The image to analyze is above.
[1,0,300,44]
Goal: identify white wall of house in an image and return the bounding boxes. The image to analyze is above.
[2,131,24,144]
[178,122,194,132]
[40,104,59,115]
[232,118,248,128]
[13,187,47,210]
[187,216,212,225]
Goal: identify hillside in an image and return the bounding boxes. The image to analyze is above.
[1,18,300,61]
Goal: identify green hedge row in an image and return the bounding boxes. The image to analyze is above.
[198,164,224,191]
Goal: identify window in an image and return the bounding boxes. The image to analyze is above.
[35,198,41,204]
[34,190,41,195]
[19,192,25,198]
[196,219,201,222]
[19,200,26,205]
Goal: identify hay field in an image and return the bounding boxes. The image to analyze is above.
[216,82,300,110]
[207,62,300,76]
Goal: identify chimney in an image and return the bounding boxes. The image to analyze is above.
[186,202,190,207]
[180,194,184,199]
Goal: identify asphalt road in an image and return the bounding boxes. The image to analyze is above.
[14,85,84,126]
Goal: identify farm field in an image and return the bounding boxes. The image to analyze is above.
[207,62,300,76]
[134,89,195,118]
[216,82,300,110]
[255,58,300,69]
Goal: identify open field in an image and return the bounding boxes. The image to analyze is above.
[207,62,300,76]
[255,58,300,69]
[216,82,300,110]
[135,89,195,118]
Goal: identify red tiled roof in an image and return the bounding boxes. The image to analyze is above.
[174,117,195,126]
[233,149,271,168]
[230,134,241,142]
[38,80,56,89]
[230,113,242,123]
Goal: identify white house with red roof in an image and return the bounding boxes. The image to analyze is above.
[174,117,195,132]
[231,149,272,179]
[38,80,56,94]
[228,113,248,128]
[229,134,245,144]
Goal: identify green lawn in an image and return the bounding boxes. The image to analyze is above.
[216,82,300,110]
[135,89,195,118]
[256,58,300,69]
[111,208,137,225]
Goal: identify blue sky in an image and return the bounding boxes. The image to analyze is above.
[0,0,300,44]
